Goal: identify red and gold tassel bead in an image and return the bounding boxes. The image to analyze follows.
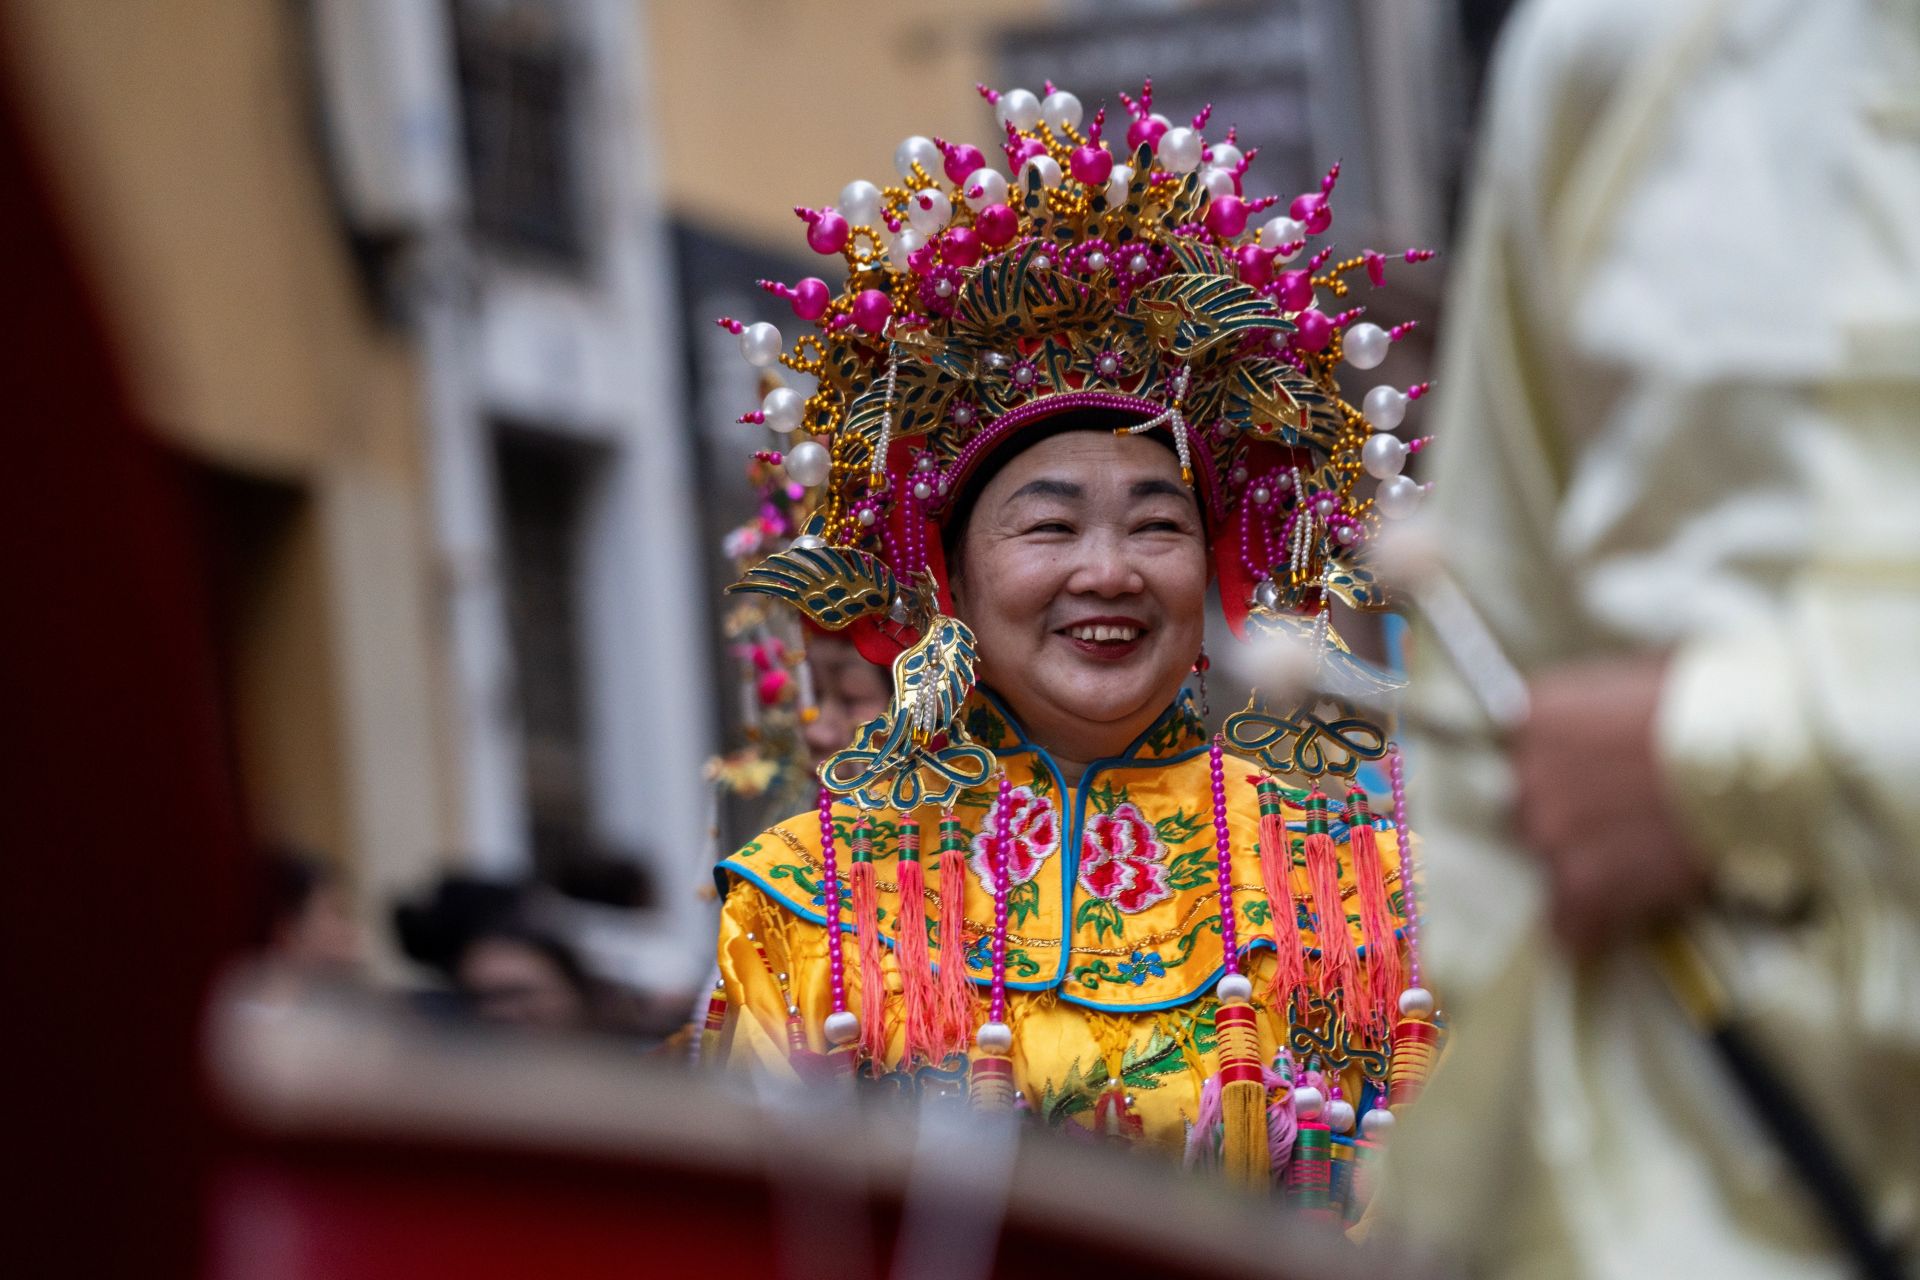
[1388,996,1441,1109]
[699,981,728,1068]
[969,1020,1016,1110]
[1213,974,1270,1188]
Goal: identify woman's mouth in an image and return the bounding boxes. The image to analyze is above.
[1057,619,1148,660]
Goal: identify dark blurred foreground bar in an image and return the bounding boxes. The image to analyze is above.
[206,984,1440,1280]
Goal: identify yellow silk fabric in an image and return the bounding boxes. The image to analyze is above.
[713,692,1408,1147]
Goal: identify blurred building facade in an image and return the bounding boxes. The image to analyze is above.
[1,0,712,995]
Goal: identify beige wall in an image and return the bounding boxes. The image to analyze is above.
[2,0,449,919]
[647,0,1037,249]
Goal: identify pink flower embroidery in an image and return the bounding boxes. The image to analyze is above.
[968,785,1059,888]
[1077,803,1174,914]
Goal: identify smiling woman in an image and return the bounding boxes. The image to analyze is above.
[703,76,1445,1215]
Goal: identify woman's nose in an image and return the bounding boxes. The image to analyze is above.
[1066,534,1144,597]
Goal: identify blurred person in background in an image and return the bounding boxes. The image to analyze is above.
[258,846,365,981]
[394,874,593,1033]
[1376,0,1920,1275]
[798,631,892,771]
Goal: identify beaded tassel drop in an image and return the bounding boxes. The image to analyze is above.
[1206,736,1269,1188]
[1287,1117,1336,1219]
[969,774,1016,1110]
[893,820,942,1065]
[1345,786,1402,1042]
[1253,776,1309,1020]
[1385,744,1440,1111]
[1301,790,1360,1010]
[934,809,976,1062]
[816,786,859,1070]
[849,817,889,1068]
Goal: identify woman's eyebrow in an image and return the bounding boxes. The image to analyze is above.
[1131,478,1192,500]
[1005,478,1084,501]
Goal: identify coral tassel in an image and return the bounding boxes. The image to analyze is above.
[1253,777,1309,1020]
[1301,790,1360,1009]
[895,821,942,1065]
[934,812,976,1062]
[850,818,889,1069]
[1346,787,1402,1042]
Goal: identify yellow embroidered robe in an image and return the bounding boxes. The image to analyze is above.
[713,692,1410,1152]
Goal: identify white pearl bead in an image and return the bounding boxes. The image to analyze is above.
[935,279,954,298]
[1157,126,1202,173]
[1361,1108,1397,1139]
[995,88,1042,132]
[857,507,876,527]
[1325,1099,1357,1133]
[783,439,830,488]
[912,480,932,501]
[1208,143,1243,172]
[1022,154,1063,190]
[738,321,783,369]
[1260,214,1306,261]
[1216,972,1253,1003]
[976,1020,1014,1052]
[1361,432,1409,480]
[907,188,952,236]
[1031,255,1052,272]
[838,179,882,228]
[1376,473,1423,519]
[1085,251,1107,272]
[1363,384,1408,431]
[1104,163,1133,207]
[1128,253,1149,274]
[1336,524,1358,544]
[963,166,1008,211]
[1253,579,1281,610]
[889,227,926,263]
[893,134,942,180]
[824,1009,860,1045]
[1251,486,1271,505]
[1344,322,1391,370]
[1202,166,1237,199]
[1292,1085,1325,1119]
[1040,89,1083,132]
[1398,986,1436,1018]
[761,386,804,434]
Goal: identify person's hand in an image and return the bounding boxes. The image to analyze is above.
[1512,656,1710,955]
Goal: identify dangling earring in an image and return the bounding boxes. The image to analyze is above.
[1193,644,1211,719]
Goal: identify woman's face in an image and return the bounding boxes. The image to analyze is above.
[952,431,1207,764]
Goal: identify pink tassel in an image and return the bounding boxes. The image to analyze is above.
[1346,788,1402,1043]
[895,821,942,1065]
[934,811,976,1061]
[1301,791,1360,1009]
[850,818,890,1069]
[1253,776,1310,1019]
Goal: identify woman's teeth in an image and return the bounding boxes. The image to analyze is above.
[1066,624,1141,643]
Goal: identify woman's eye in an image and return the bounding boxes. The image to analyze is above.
[1025,520,1074,535]
[1135,519,1184,534]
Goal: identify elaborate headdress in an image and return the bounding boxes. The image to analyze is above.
[726,80,1436,808]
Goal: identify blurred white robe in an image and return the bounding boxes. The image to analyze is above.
[1376,0,1920,1274]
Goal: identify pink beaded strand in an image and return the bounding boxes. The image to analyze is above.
[989,771,1013,1023]
[1209,735,1240,973]
[818,785,850,1015]
[1387,745,1420,987]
